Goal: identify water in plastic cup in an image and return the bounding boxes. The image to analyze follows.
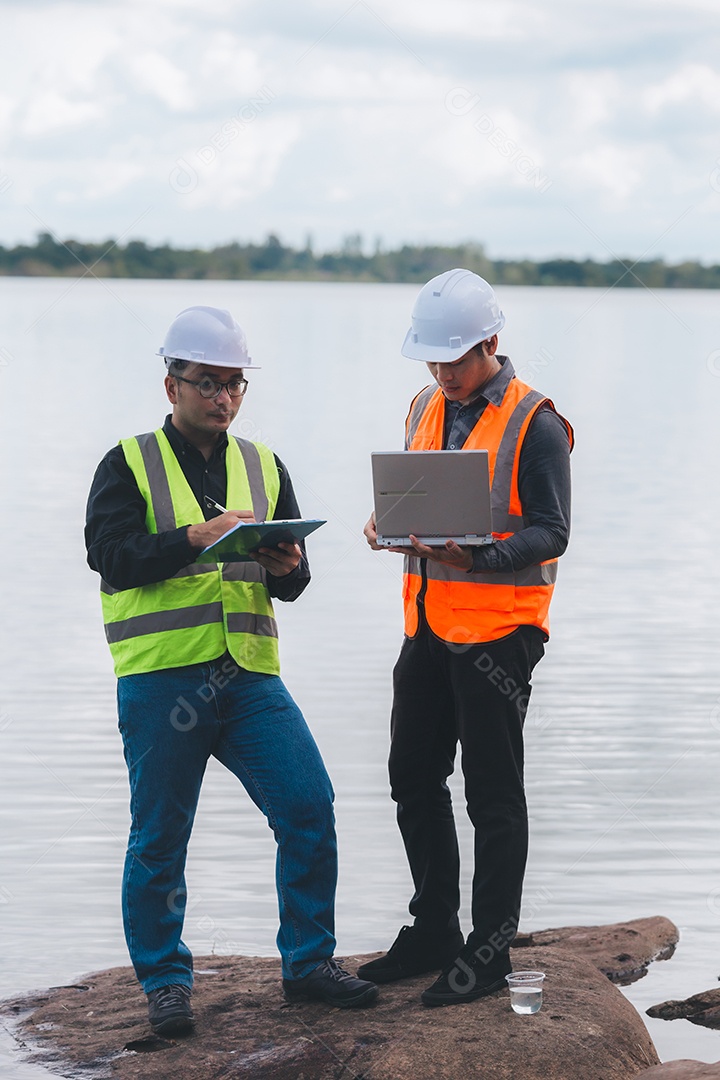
[505,970,545,1014]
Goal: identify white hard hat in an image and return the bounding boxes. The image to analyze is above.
[157,306,261,369]
[401,268,505,364]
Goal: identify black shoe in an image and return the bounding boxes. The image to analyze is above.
[421,945,511,1007]
[146,983,195,1035]
[283,958,378,1008]
[356,925,465,984]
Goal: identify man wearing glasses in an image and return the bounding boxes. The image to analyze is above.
[85,305,377,1035]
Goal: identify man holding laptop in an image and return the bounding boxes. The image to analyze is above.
[85,306,378,1035]
[362,269,573,1005]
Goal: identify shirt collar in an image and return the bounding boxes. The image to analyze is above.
[471,354,515,407]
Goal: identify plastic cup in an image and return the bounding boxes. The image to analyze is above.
[505,970,545,1014]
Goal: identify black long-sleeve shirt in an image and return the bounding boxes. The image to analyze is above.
[85,415,310,602]
[436,357,572,574]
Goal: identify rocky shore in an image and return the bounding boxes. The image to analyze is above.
[2,916,717,1079]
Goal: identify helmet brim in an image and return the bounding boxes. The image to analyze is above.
[157,348,262,370]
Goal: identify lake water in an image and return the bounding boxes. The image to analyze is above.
[1,278,720,1072]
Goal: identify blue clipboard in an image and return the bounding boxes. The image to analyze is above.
[194,518,326,563]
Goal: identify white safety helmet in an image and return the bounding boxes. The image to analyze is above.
[401,268,505,364]
[157,305,261,369]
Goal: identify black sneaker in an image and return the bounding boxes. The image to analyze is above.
[421,944,511,1007]
[283,958,378,1008]
[146,983,195,1035]
[356,925,465,984]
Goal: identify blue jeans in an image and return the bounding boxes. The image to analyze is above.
[116,654,337,991]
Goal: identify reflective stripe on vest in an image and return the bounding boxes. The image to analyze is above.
[402,375,573,644]
[100,429,281,677]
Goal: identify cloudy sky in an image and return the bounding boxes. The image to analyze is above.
[1,0,719,261]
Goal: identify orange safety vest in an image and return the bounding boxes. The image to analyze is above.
[402,373,573,645]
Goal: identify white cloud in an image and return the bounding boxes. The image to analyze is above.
[560,71,623,131]
[197,35,268,97]
[124,52,194,111]
[437,106,533,185]
[21,93,106,137]
[176,115,303,208]
[56,161,147,202]
[290,57,439,103]
[327,185,352,202]
[644,63,720,114]
[0,94,16,141]
[389,0,546,41]
[562,144,646,202]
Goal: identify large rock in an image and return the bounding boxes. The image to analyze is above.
[637,1063,720,1078]
[0,946,659,1079]
[514,916,679,984]
[647,988,720,1029]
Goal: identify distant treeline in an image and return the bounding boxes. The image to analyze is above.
[2,232,720,288]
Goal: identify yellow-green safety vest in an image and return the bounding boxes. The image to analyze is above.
[101,429,281,677]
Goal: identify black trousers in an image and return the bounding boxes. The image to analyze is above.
[388,622,545,957]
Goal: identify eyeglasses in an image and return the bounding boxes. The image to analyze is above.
[174,374,248,399]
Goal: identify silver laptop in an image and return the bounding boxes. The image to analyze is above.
[372,450,494,547]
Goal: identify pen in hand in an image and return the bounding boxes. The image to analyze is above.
[204,496,228,514]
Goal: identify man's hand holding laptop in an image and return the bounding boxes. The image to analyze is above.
[363,512,473,571]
